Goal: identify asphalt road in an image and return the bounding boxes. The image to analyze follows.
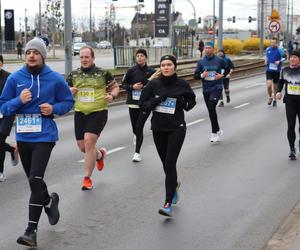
[1,74,300,250]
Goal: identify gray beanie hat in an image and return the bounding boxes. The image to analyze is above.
[25,37,47,59]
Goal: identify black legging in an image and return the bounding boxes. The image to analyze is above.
[0,133,14,173]
[285,103,300,150]
[18,141,55,232]
[203,90,222,133]
[129,108,150,153]
[153,129,186,203]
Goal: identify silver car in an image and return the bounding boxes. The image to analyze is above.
[72,42,87,56]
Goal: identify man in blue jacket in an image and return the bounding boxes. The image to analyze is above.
[194,41,229,143]
[265,37,286,107]
[0,37,74,247]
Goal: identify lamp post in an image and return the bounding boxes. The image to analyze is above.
[64,0,72,76]
[0,0,2,53]
[186,0,196,20]
[39,0,42,35]
[24,9,28,45]
[217,0,223,50]
[259,0,264,57]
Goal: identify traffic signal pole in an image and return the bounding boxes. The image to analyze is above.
[64,0,72,76]
[217,0,223,50]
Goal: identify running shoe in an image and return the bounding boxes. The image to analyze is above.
[96,147,106,171]
[11,144,19,166]
[289,150,297,160]
[16,230,37,247]
[132,152,142,162]
[158,203,173,217]
[172,181,181,205]
[272,100,277,107]
[211,130,223,143]
[218,101,224,107]
[267,97,273,105]
[226,95,231,103]
[0,173,6,182]
[44,193,60,225]
[81,176,93,190]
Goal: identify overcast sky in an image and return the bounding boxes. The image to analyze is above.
[3,0,300,31]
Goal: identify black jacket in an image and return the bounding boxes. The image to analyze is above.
[139,74,196,131]
[122,64,156,105]
[0,69,10,95]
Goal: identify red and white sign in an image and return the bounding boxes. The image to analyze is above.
[268,21,280,33]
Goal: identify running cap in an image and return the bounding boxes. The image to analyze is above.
[160,54,177,69]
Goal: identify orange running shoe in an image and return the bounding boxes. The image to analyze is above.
[96,147,106,171]
[81,176,93,190]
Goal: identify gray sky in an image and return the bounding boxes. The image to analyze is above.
[3,0,300,31]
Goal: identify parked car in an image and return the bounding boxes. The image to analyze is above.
[72,42,87,56]
[99,41,111,49]
[86,41,99,49]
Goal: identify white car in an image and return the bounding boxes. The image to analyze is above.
[99,41,111,49]
[72,42,87,56]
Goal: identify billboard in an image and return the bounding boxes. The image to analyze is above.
[4,9,15,41]
[155,0,170,37]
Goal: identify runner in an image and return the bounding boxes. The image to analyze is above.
[276,50,300,160]
[217,49,234,107]
[0,55,19,182]
[0,37,74,247]
[139,55,196,217]
[66,45,119,190]
[194,41,229,143]
[265,37,286,107]
[122,49,156,162]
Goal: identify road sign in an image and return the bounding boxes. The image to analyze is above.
[268,21,280,33]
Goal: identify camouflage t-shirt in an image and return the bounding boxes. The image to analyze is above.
[66,66,114,115]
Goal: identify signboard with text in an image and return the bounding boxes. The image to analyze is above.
[155,0,170,37]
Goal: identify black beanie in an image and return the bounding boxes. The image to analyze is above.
[290,50,300,59]
[136,49,147,58]
[160,55,177,69]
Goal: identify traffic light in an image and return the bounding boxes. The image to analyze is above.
[248,16,252,23]
[198,17,202,24]
[232,16,236,23]
[296,27,300,35]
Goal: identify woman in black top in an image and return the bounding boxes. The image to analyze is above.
[139,55,196,217]
[276,50,300,160]
[122,49,156,162]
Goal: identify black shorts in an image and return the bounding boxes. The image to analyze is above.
[266,71,280,83]
[0,115,14,136]
[74,110,108,140]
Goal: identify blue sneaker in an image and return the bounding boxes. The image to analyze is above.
[158,203,173,217]
[172,181,181,205]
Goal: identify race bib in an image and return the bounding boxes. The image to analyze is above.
[78,88,95,102]
[269,63,278,71]
[16,114,42,133]
[132,90,142,100]
[155,97,177,114]
[287,84,300,95]
[205,71,216,81]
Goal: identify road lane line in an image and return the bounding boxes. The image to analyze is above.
[233,103,250,109]
[78,146,125,162]
[187,118,205,127]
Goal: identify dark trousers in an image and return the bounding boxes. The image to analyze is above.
[153,129,186,203]
[203,90,222,133]
[129,108,150,153]
[18,141,55,231]
[285,103,300,150]
[0,134,13,173]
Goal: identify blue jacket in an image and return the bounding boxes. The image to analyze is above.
[0,65,74,142]
[194,55,228,92]
[265,46,285,72]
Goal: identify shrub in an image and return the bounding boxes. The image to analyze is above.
[242,37,270,50]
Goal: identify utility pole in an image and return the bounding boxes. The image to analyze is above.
[217,0,223,50]
[24,9,28,45]
[90,0,92,41]
[259,0,264,57]
[212,0,215,42]
[291,0,294,41]
[287,0,290,43]
[39,0,42,35]
[136,0,139,46]
[64,0,72,76]
[0,0,2,53]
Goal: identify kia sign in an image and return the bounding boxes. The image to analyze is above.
[155,0,170,37]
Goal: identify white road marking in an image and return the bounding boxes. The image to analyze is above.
[244,82,265,89]
[234,103,250,109]
[187,118,205,127]
[78,146,125,162]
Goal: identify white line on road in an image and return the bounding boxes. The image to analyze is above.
[233,103,250,109]
[78,146,126,162]
[187,118,205,127]
[244,82,265,89]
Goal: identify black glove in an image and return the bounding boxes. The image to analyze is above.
[176,96,187,109]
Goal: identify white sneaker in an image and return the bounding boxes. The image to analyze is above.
[0,173,6,182]
[216,130,223,141]
[132,153,142,162]
[133,135,136,146]
[210,130,223,143]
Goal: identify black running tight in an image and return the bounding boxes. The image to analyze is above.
[17,142,55,231]
[153,129,186,203]
[0,133,14,173]
[129,108,150,153]
[203,90,222,133]
[285,103,300,150]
